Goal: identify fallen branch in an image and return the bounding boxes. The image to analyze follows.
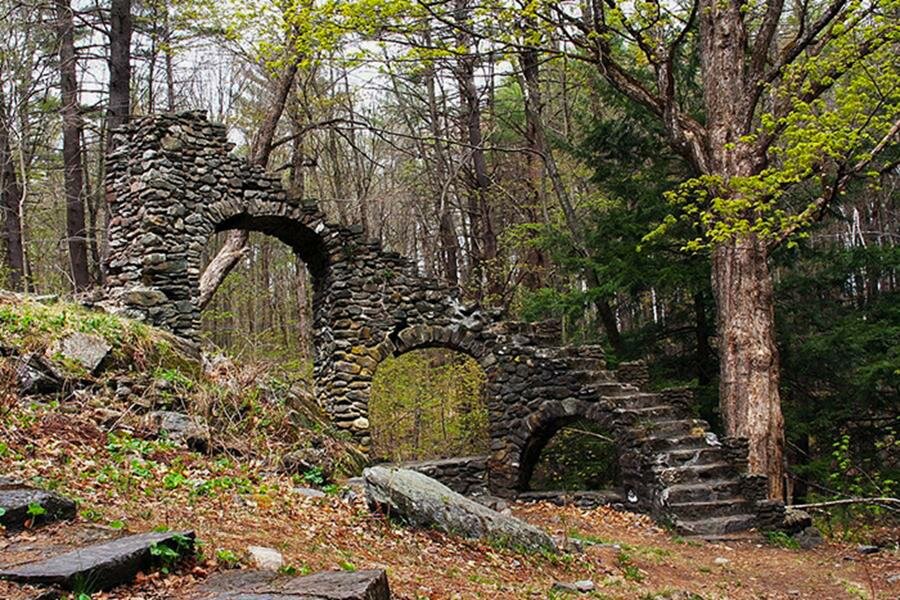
[790,497,900,510]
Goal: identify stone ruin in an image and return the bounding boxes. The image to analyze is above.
[102,111,783,535]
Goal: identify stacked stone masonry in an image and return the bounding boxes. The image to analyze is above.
[102,111,779,535]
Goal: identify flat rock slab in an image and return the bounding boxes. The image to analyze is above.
[50,332,111,374]
[0,486,76,531]
[364,466,557,553]
[194,569,390,599]
[0,530,194,592]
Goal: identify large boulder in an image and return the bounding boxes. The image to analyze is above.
[363,466,557,553]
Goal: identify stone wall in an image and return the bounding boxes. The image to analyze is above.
[103,112,776,534]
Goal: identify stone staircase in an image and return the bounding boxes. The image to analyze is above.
[555,349,769,537]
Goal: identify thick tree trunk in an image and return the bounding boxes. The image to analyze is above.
[56,0,90,291]
[106,0,131,150]
[711,234,785,499]
[0,99,26,290]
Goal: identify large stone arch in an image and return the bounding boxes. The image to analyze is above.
[102,112,772,535]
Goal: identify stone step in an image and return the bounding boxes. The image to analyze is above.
[657,447,726,467]
[675,513,757,536]
[667,498,753,519]
[629,418,710,439]
[657,462,738,485]
[665,479,743,503]
[563,357,609,372]
[0,481,76,532]
[194,568,390,599]
[614,393,675,410]
[582,382,641,398]
[641,433,713,453]
[555,345,606,359]
[0,530,194,592]
[614,405,681,421]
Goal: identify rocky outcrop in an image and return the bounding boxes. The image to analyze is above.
[363,466,556,552]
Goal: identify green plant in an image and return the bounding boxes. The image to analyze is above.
[763,530,800,550]
[302,466,325,486]
[616,550,644,582]
[26,502,47,518]
[215,548,240,568]
[149,534,194,574]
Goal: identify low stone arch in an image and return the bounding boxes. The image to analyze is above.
[507,397,654,509]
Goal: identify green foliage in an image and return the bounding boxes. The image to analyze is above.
[529,420,620,491]
[149,534,192,574]
[776,244,899,508]
[763,530,801,550]
[616,550,644,582]
[26,502,47,518]
[215,548,240,568]
[369,348,489,462]
[301,466,325,486]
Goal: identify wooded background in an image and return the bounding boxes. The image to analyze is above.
[0,0,897,507]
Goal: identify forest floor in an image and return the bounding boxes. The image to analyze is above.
[1,397,898,600]
[1,296,898,599]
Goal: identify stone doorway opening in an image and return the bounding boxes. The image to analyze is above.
[518,417,625,505]
[200,229,316,368]
[368,347,489,464]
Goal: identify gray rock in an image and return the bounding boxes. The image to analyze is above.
[247,546,284,571]
[781,507,813,534]
[551,580,594,593]
[363,466,556,553]
[16,353,63,395]
[50,332,111,373]
[0,530,194,591]
[793,525,824,550]
[194,568,390,599]
[0,484,76,531]
[886,573,900,585]
[857,544,880,555]
[149,411,209,451]
[293,487,326,498]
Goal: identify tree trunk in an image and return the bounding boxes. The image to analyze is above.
[711,234,785,499]
[454,0,497,299]
[0,95,26,290]
[696,0,784,500]
[106,0,131,150]
[197,61,299,310]
[56,0,90,291]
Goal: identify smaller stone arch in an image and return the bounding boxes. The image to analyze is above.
[366,326,494,462]
[376,324,494,367]
[510,397,652,509]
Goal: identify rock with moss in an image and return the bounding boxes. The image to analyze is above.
[363,466,556,553]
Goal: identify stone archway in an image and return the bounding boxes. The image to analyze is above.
[102,111,772,536]
[513,399,648,508]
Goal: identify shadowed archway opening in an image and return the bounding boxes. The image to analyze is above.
[369,347,489,463]
[518,415,624,501]
[201,213,328,365]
